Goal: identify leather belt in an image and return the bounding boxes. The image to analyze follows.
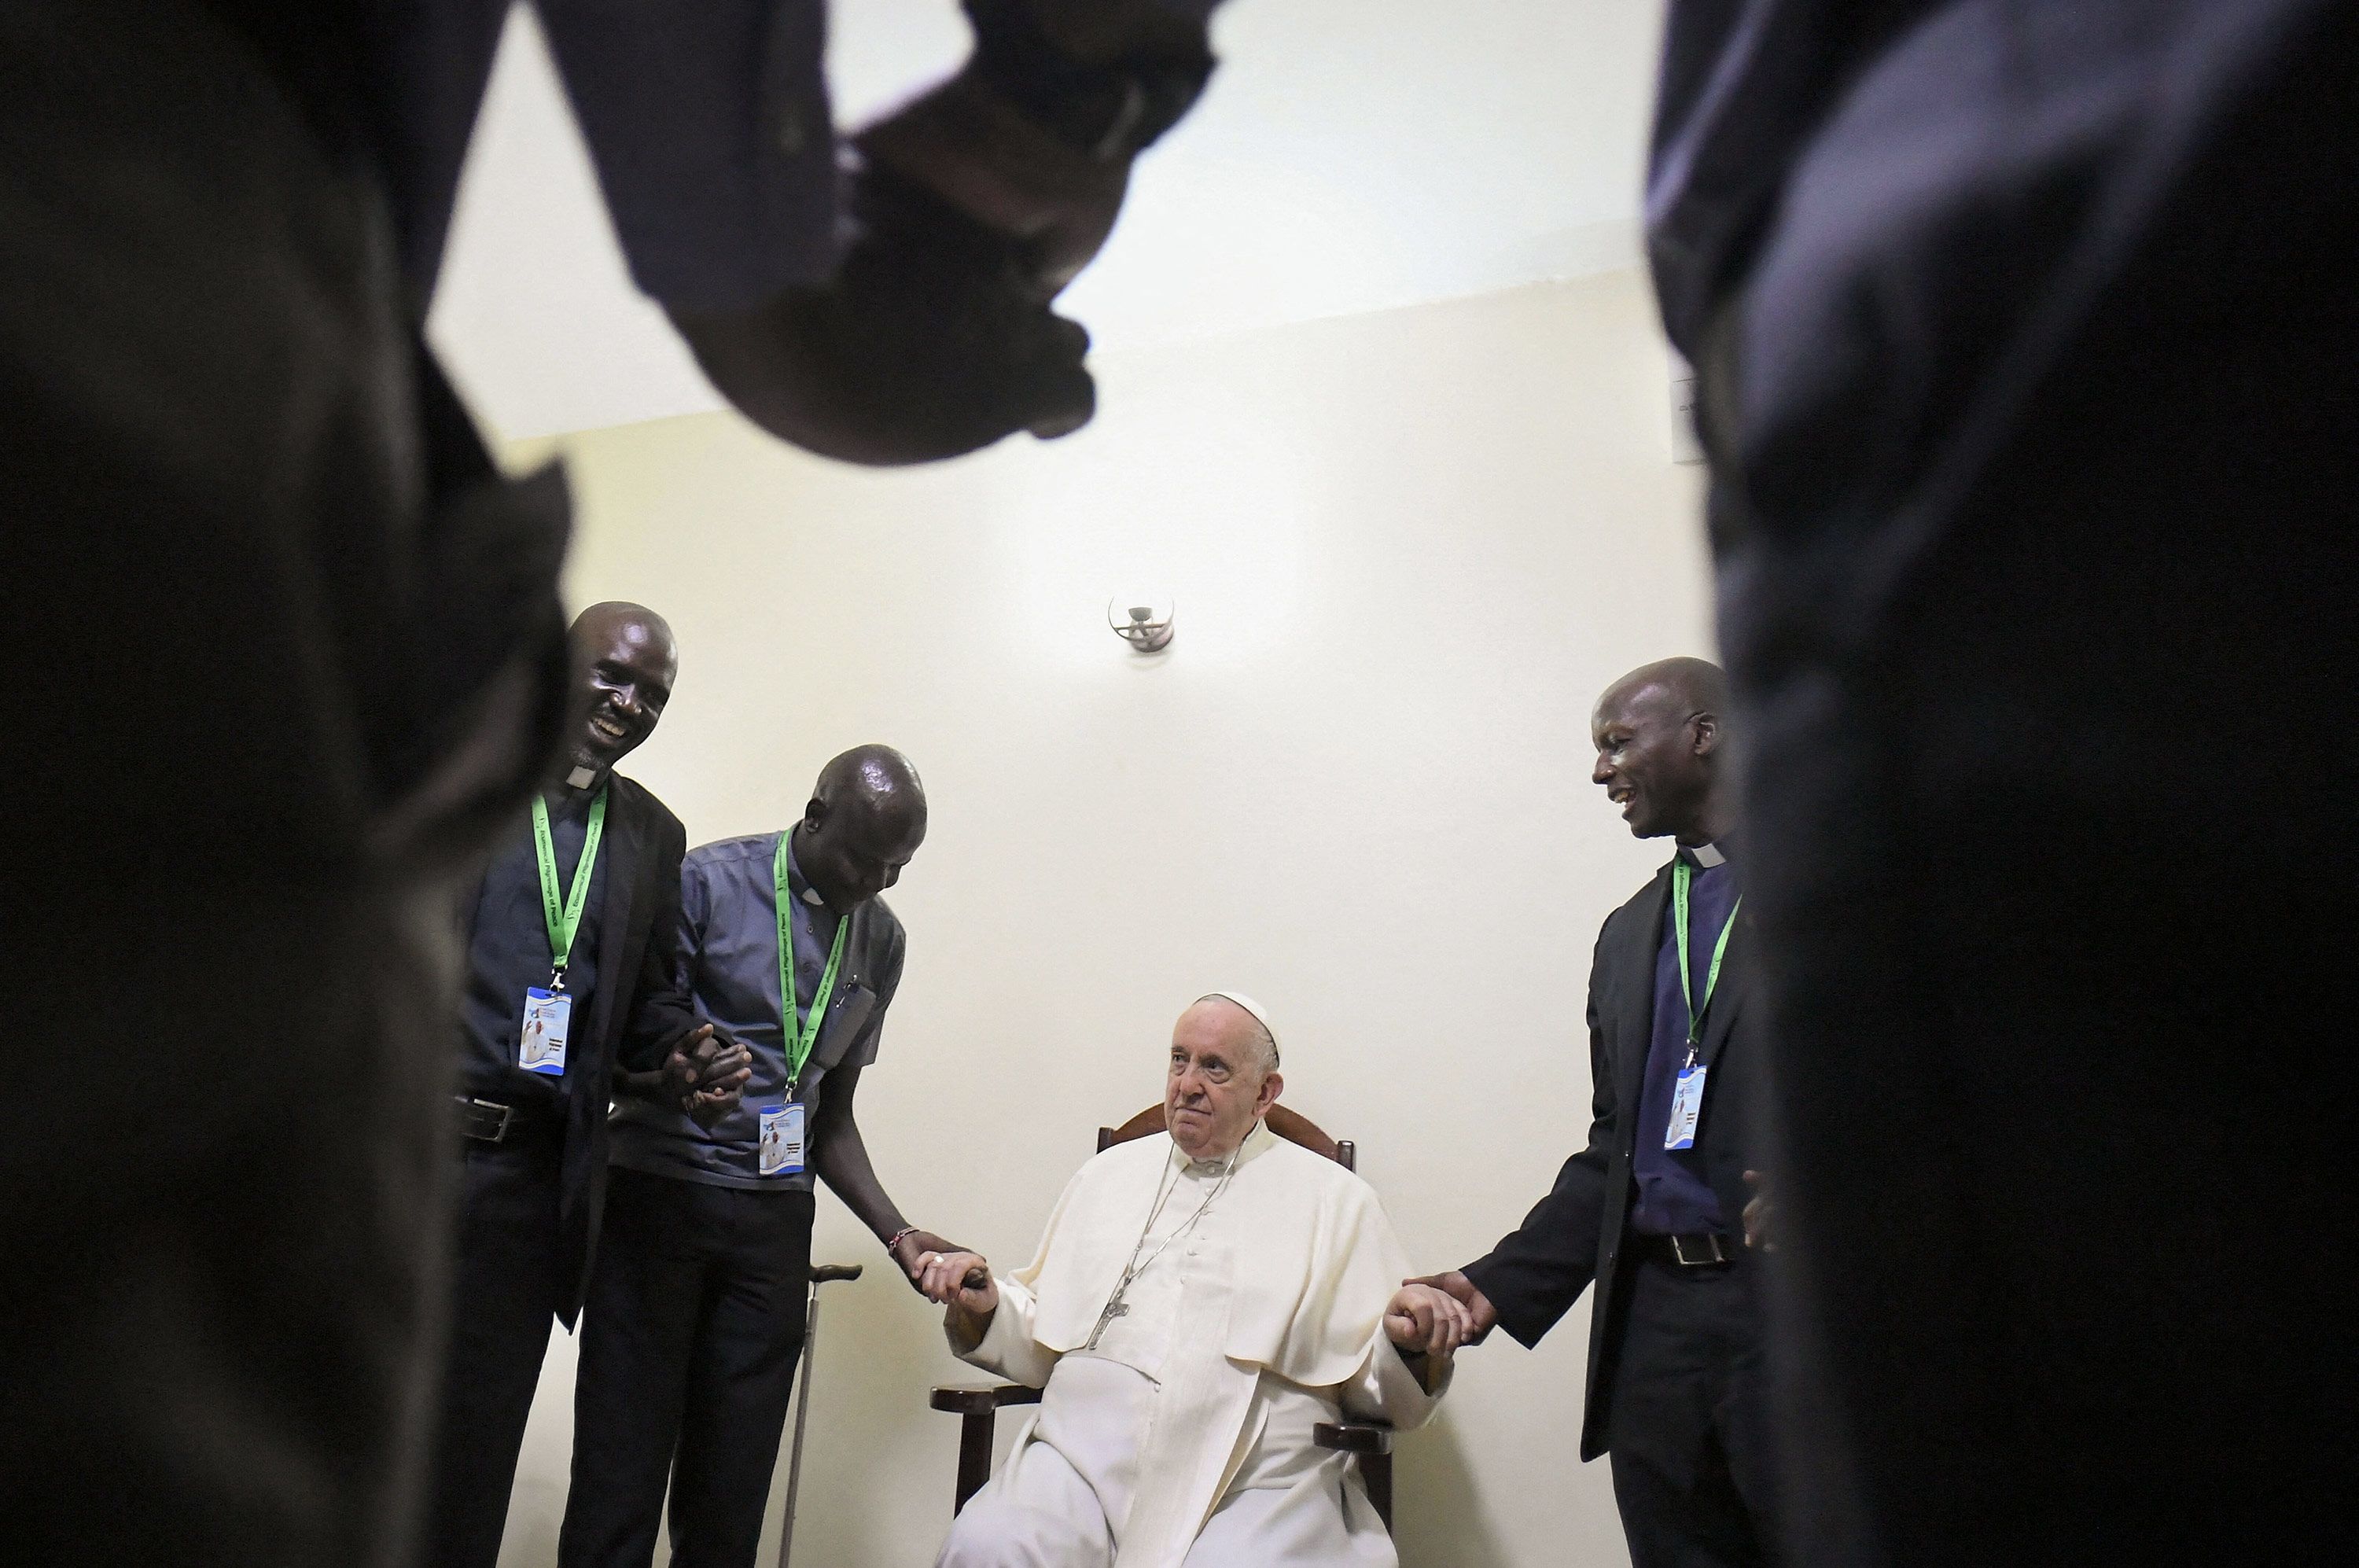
[1645,1231,1736,1268]
[455,1096,561,1145]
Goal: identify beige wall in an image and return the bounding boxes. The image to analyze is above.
[495,270,1710,1568]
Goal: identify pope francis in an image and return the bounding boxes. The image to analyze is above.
[916,993,1470,1568]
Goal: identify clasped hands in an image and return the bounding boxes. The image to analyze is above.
[1396,1183,1779,1355]
[1399,1272,1500,1354]
[657,1025,753,1128]
[913,1248,1000,1316]
[669,15,1172,466]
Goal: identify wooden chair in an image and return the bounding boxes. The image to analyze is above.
[929,1104,1397,1527]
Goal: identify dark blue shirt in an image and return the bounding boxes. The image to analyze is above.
[1628,845,1738,1236]
[608,831,899,1191]
[456,786,608,1108]
[1647,2,1938,357]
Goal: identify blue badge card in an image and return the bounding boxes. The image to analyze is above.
[1665,1064,1706,1150]
[759,1102,807,1176]
[519,988,571,1076]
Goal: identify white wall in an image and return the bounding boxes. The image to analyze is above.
[496,270,1710,1568]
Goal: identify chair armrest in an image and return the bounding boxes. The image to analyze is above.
[930,1383,1045,1415]
[1313,1419,1394,1455]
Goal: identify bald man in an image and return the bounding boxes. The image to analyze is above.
[426,603,749,1568]
[1415,658,1780,1568]
[563,745,961,1568]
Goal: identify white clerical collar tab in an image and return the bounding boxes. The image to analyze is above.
[565,766,597,790]
[783,835,828,905]
[1689,841,1726,868]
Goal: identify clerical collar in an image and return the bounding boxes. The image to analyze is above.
[1687,841,1726,868]
[784,835,828,907]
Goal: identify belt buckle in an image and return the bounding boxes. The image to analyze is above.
[463,1097,517,1143]
[1670,1233,1729,1267]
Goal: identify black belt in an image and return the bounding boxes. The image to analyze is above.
[455,1096,562,1146]
[1642,1231,1737,1268]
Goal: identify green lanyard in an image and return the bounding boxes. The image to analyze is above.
[531,789,608,988]
[1671,856,1742,1065]
[775,832,850,1092]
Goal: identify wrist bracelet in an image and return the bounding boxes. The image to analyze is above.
[886,1225,922,1253]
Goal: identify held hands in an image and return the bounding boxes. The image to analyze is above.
[890,1229,967,1290]
[915,1249,1000,1316]
[668,8,1213,467]
[659,1025,753,1129]
[667,67,1108,468]
[1385,1283,1475,1360]
[858,66,1130,305]
[1401,1271,1500,1346]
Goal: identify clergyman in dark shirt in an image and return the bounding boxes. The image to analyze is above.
[1415,658,1779,1567]
[424,602,749,1568]
[562,745,956,1568]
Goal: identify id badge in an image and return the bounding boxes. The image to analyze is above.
[759,1102,807,1176]
[1664,1064,1706,1150]
[519,987,571,1076]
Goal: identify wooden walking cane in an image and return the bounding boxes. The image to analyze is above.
[776,1263,863,1568]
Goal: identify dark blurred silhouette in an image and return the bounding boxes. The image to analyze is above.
[1649,2,2356,1562]
[0,2,1219,1564]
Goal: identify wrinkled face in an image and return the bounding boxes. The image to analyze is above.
[797,800,926,914]
[569,617,675,778]
[1591,683,1713,841]
[1165,1001,1281,1161]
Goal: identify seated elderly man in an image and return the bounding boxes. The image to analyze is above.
[916,992,1469,1568]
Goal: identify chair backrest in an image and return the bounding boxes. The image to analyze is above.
[1097,1102,1355,1172]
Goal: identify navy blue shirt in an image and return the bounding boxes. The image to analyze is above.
[455,786,608,1108]
[609,831,900,1192]
[1628,845,1739,1236]
[1647,2,1938,357]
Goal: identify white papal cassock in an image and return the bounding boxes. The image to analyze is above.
[935,1121,1447,1568]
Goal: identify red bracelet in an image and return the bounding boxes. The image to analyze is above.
[886,1226,922,1254]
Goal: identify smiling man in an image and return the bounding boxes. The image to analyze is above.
[918,993,1466,1568]
[562,745,961,1568]
[425,602,749,1568]
[1413,657,1782,1568]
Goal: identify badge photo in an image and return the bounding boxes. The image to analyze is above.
[759,1102,807,1176]
[1665,1063,1706,1150]
[520,986,571,1076]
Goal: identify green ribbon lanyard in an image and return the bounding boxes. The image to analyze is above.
[775,832,850,1096]
[1671,857,1743,1068]
[531,789,608,990]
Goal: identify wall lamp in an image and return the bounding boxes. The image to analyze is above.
[1107,598,1176,653]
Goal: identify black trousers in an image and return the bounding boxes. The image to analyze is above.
[1700,2,2357,1562]
[1,6,564,1567]
[1605,1257,1778,1568]
[424,1136,569,1568]
[561,1170,815,1568]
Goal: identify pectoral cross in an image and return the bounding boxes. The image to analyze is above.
[1085,1292,1130,1351]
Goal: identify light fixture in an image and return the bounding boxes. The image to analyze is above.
[1107,598,1175,653]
